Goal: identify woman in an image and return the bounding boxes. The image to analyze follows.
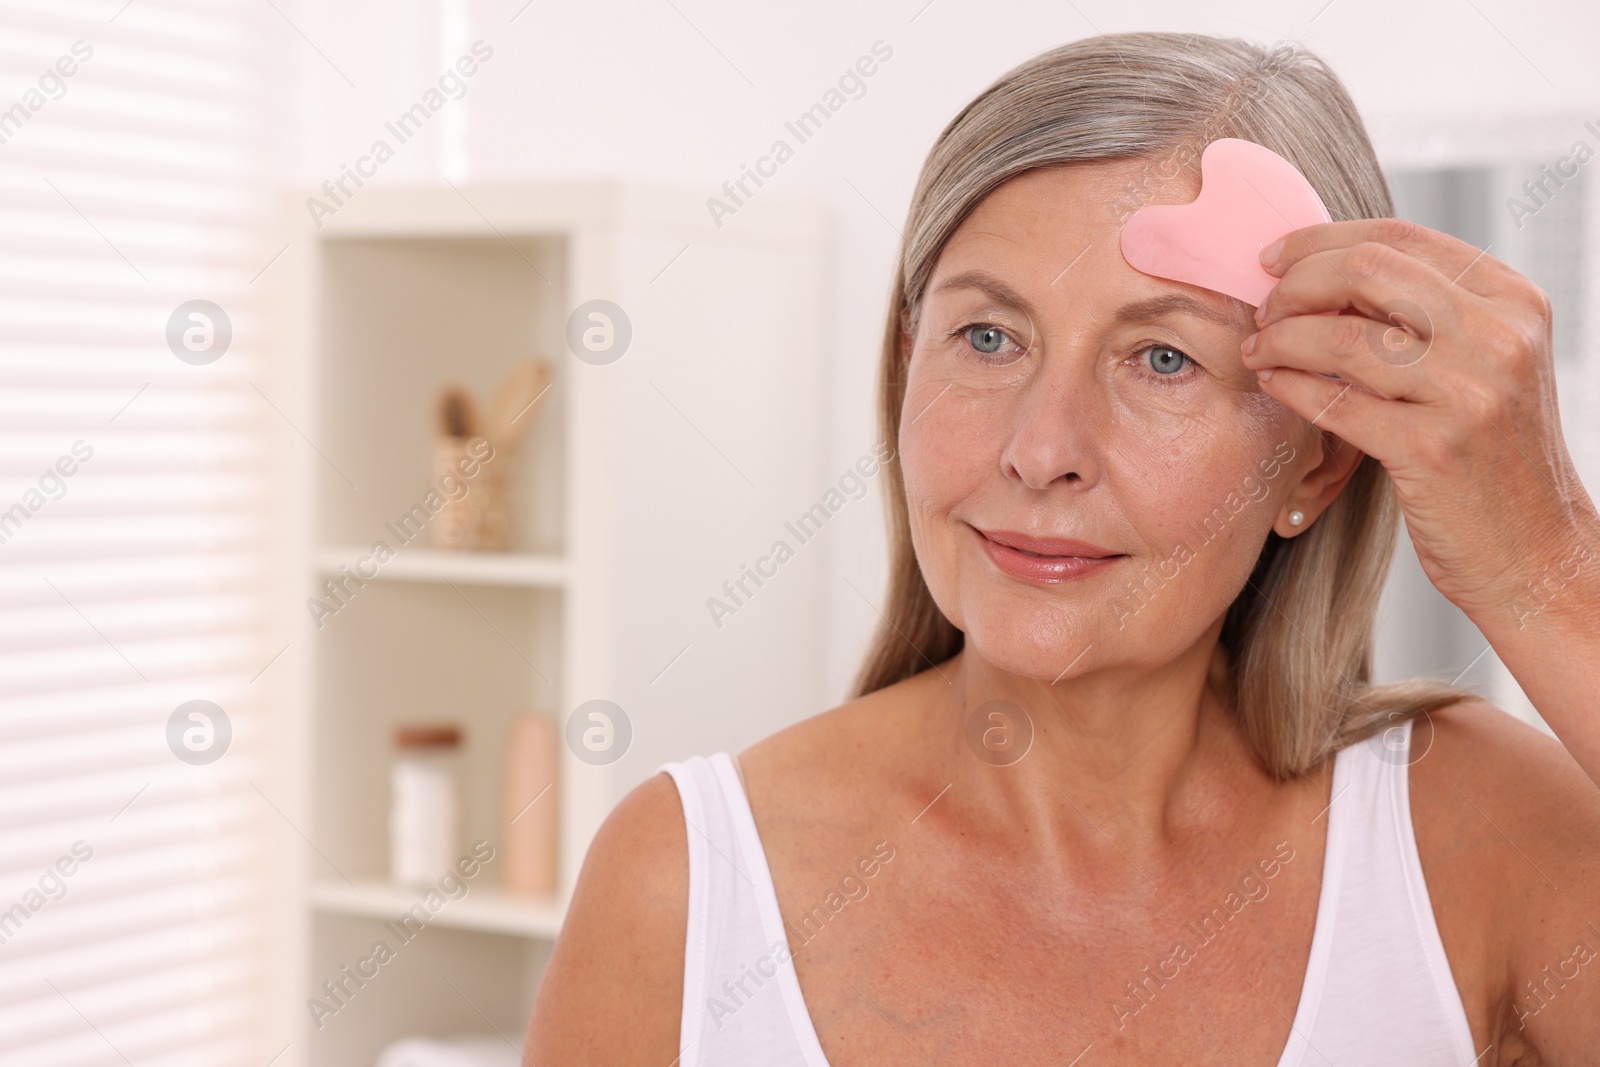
[530,32,1600,1064]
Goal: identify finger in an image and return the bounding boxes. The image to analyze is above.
[1253,364,1408,466]
[1245,307,1444,404]
[1256,237,1459,343]
[1262,218,1513,298]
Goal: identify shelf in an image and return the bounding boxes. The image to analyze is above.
[315,546,568,588]
[285,181,829,1067]
[310,878,566,939]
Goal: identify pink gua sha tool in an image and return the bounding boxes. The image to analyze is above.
[1119,137,1331,308]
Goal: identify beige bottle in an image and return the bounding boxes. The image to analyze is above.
[502,712,559,894]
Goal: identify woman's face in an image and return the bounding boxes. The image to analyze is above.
[901,159,1320,682]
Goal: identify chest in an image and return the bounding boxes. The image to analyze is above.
[767,833,1326,1065]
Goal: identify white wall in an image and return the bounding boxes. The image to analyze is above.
[281,0,1600,710]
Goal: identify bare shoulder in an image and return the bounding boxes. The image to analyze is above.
[1410,697,1600,859]
[524,771,688,1066]
[1407,698,1600,1060]
[526,669,943,1064]
[738,666,940,789]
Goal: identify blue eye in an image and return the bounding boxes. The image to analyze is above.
[1146,344,1189,375]
[967,324,1008,354]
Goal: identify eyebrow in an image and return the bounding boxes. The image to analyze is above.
[1114,293,1252,330]
[931,270,1037,316]
[930,270,1251,331]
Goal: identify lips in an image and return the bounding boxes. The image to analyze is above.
[973,526,1125,584]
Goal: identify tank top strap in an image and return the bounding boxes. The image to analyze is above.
[1277,715,1478,1064]
[658,754,719,1063]
[657,753,826,1067]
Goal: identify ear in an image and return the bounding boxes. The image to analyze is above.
[1276,430,1365,537]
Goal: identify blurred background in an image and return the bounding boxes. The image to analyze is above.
[1,0,1597,1064]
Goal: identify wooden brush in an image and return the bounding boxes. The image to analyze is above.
[485,360,551,450]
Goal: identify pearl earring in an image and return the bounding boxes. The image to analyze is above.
[1288,510,1305,527]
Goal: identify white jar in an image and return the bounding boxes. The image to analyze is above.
[389,724,461,886]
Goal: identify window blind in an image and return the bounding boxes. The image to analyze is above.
[0,1,270,1064]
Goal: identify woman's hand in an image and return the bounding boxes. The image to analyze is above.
[1240,216,1600,792]
[1241,217,1600,630]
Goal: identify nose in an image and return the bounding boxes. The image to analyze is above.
[998,356,1105,493]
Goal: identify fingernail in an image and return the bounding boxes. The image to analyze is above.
[1241,333,1257,357]
[1256,367,1274,382]
[1260,239,1283,269]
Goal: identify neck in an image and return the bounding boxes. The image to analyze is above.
[937,624,1265,848]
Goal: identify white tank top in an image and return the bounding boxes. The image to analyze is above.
[657,716,1479,1066]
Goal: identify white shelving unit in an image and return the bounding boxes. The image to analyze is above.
[267,181,828,1067]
